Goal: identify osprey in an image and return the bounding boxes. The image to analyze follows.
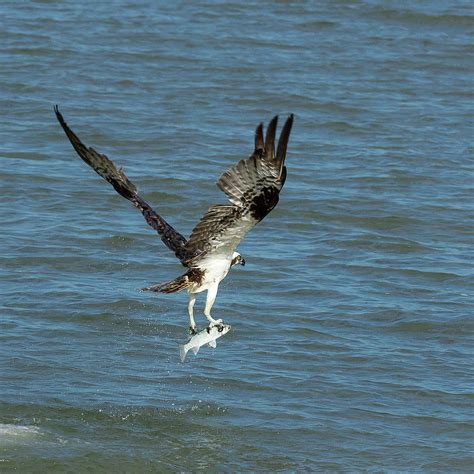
[55,107,293,333]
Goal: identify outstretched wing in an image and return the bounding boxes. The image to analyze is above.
[184,114,294,263]
[54,106,188,264]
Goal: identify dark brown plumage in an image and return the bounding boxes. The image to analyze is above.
[185,114,294,261]
[54,106,188,264]
[54,107,294,313]
[142,268,204,293]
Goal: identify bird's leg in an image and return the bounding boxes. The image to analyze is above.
[188,293,197,334]
[204,284,222,327]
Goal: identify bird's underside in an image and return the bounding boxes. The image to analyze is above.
[55,107,293,332]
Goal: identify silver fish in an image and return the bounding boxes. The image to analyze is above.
[179,323,231,362]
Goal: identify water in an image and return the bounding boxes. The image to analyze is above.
[1,0,473,471]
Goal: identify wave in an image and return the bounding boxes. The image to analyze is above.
[0,424,41,446]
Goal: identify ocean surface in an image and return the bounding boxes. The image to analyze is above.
[1,0,473,471]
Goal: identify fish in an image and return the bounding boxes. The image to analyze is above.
[179,323,231,362]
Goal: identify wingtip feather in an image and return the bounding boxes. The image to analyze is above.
[275,113,294,176]
[254,122,264,153]
[54,105,63,122]
[264,115,278,161]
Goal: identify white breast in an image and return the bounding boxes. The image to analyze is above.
[195,255,232,292]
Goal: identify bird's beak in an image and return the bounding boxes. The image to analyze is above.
[241,258,246,266]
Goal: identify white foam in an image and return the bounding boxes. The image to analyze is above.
[0,424,41,445]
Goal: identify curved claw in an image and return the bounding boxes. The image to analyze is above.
[208,318,223,328]
[189,326,198,335]
[207,319,224,334]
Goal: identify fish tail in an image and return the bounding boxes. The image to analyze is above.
[179,344,187,363]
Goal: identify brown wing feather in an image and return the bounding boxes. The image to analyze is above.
[184,205,244,260]
[185,114,294,263]
[216,114,293,213]
[54,106,188,264]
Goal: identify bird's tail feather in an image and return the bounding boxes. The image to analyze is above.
[142,272,192,294]
[142,268,203,294]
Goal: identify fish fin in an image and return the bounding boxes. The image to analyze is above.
[208,339,217,348]
[179,345,187,363]
[192,345,200,356]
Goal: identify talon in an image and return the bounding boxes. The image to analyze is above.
[207,318,224,331]
[209,319,223,327]
[189,326,197,335]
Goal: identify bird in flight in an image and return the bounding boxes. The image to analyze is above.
[55,107,293,333]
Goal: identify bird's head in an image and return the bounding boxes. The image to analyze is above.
[231,252,245,267]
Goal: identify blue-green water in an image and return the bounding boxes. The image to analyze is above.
[1,1,473,471]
